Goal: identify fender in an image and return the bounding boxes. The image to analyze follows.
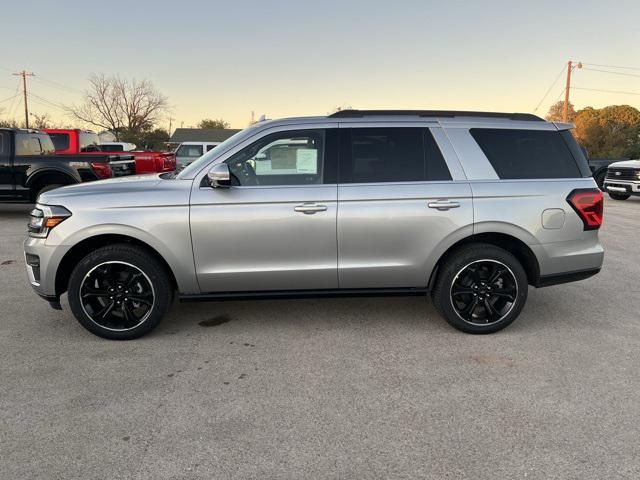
[54,222,199,294]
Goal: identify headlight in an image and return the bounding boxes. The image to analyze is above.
[28,205,72,238]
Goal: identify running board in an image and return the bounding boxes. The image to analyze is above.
[180,287,428,302]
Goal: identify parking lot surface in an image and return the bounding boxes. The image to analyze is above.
[1,197,639,479]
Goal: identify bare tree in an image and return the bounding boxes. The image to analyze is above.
[30,112,53,129]
[68,73,169,139]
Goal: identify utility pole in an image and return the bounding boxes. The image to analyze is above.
[563,60,582,122]
[13,70,35,129]
[168,117,174,136]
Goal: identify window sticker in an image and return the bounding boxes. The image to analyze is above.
[296,148,318,174]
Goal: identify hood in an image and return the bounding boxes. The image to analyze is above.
[609,159,640,169]
[39,174,163,204]
[36,173,190,209]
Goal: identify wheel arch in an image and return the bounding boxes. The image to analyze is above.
[427,231,540,290]
[27,169,79,201]
[55,233,179,297]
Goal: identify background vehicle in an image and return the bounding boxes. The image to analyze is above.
[99,142,137,152]
[100,142,176,174]
[44,129,136,177]
[602,159,640,200]
[0,128,112,202]
[25,110,604,340]
[175,141,220,167]
[587,156,628,190]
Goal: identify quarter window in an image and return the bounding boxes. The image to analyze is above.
[226,130,324,186]
[470,128,582,179]
[340,128,451,183]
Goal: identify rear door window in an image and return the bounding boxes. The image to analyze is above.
[470,128,582,179]
[340,127,451,183]
[48,133,70,151]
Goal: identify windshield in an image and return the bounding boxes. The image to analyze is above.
[176,125,260,179]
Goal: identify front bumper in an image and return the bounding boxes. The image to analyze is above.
[23,236,71,307]
[603,179,640,196]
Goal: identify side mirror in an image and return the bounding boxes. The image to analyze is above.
[207,163,231,188]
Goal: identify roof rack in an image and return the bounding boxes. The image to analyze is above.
[328,109,543,122]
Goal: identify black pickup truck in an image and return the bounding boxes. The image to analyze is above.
[0,128,116,203]
[588,157,629,190]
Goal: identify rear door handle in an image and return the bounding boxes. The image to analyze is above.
[294,203,328,214]
[428,200,460,211]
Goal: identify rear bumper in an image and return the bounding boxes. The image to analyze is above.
[534,267,601,288]
[530,236,604,286]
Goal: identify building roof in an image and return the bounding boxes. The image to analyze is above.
[169,128,241,143]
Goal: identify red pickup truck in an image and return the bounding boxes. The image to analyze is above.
[99,142,176,173]
[44,129,176,174]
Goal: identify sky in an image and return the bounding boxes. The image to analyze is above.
[1,0,640,130]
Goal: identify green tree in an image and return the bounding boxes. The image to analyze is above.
[197,118,230,129]
[545,101,576,122]
[121,128,170,151]
[573,105,640,158]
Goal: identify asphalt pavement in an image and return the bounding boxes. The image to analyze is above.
[1,197,639,479]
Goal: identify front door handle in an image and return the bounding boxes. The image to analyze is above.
[428,200,460,211]
[294,203,328,214]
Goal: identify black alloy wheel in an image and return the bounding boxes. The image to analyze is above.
[80,261,155,332]
[450,260,518,325]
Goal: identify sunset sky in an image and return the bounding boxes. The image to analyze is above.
[2,0,640,130]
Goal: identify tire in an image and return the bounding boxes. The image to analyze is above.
[67,244,172,340]
[431,243,528,334]
[595,172,606,191]
[608,192,630,201]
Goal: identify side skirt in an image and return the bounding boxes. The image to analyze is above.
[180,287,428,302]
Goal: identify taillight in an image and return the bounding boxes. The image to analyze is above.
[567,189,603,230]
[90,162,112,179]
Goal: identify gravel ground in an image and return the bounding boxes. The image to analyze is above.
[1,197,639,480]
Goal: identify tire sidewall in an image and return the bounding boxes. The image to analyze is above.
[433,245,528,334]
[68,245,171,340]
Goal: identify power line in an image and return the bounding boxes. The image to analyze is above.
[27,92,68,112]
[5,79,22,118]
[32,75,84,94]
[581,67,640,79]
[581,62,640,72]
[572,86,640,97]
[0,92,20,104]
[533,64,566,112]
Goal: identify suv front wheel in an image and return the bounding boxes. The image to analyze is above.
[431,244,528,334]
[68,244,172,340]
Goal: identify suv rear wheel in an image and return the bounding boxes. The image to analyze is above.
[431,244,528,334]
[67,244,172,340]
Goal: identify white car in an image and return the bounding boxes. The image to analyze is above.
[175,142,221,167]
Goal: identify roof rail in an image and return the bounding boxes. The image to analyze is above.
[328,109,544,121]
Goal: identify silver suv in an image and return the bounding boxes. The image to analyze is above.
[24,110,605,340]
